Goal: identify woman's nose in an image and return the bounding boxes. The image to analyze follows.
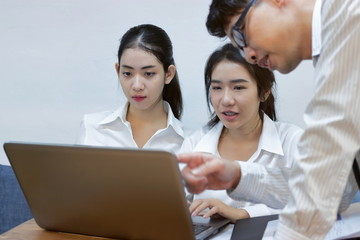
[221,89,235,106]
[132,76,144,91]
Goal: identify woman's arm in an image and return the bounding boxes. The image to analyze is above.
[189,198,249,223]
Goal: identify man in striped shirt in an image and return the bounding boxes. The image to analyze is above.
[179,0,360,239]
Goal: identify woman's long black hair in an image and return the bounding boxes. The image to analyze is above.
[117,24,183,119]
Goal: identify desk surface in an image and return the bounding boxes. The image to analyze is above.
[0,219,114,240]
[1,215,279,240]
[0,219,231,240]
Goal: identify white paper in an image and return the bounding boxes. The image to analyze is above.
[262,202,360,240]
[325,202,360,240]
[262,219,278,240]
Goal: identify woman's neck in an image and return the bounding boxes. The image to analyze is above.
[218,117,263,161]
[225,115,262,141]
[126,101,167,124]
[126,100,168,148]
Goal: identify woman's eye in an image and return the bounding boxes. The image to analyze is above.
[211,86,221,90]
[234,86,245,90]
[122,72,131,77]
[145,72,155,77]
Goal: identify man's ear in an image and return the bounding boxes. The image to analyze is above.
[165,65,176,84]
[115,63,120,75]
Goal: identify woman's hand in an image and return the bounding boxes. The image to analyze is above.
[189,198,250,223]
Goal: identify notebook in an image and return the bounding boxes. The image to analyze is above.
[4,142,230,240]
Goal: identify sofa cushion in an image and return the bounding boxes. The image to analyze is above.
[0,164,32,234]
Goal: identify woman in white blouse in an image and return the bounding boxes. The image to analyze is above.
[77,24,185,153]
[181,43,303,222]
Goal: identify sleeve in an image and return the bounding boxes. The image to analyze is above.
[178,127,207,154]
[179,136,195,154]
[227,125,303,209]
[178,128,206,197]
[242,203,281,218]
[276,1,360,239]
[228,161,292,209]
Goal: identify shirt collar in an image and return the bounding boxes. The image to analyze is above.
[258,114,284,156]
[192,123,223,154]
[312,0,322,58]
[164,101,185,137]
[98,102,128,125]
[97,101,185,137]
[193,114,284,156]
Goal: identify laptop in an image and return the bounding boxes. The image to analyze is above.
[4,142,230,240]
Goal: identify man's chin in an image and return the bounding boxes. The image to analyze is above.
[277,61,302,74]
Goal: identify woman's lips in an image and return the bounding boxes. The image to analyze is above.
[132,96,146,102]
[222,111,238,121]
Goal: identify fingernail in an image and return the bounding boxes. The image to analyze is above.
[192,168,200,175]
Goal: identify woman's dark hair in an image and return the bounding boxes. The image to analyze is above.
[206,0,248,37]
[117,24,183,119]
[205,43,276,128]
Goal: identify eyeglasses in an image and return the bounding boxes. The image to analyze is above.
[232,0,258,57]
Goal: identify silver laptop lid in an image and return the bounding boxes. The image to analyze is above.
[4,142,195,240]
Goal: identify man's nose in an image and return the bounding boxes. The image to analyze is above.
[243,46,257,65]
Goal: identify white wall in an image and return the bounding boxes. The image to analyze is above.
[0,0,314,165]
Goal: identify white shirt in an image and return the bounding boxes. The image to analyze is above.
[77,101,186,154]
[311,0,322,60]
[275,0,360,239]
[181,114,303,218]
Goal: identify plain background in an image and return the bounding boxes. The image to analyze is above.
[0,0,314,165]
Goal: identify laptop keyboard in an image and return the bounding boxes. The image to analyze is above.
[193,224,211,235]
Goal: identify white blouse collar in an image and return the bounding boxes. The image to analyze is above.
[192,114,284,157]
[97,101,184,137]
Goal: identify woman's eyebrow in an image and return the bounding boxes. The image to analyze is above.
[210,79,222,84]
[121,64,133,69]
[211,79,248,83]
[230,79,248,83]
[141,65,156,70]
[120,65,156,70]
